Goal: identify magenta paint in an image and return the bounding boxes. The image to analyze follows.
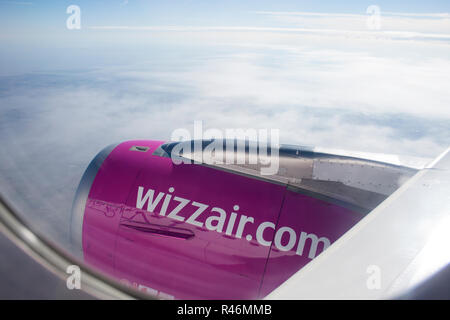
[75,140,363,299]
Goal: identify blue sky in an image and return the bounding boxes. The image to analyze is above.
[1,0,450,30]
[0,0,449,250]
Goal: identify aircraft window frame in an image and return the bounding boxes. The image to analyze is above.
[0,193,156,300]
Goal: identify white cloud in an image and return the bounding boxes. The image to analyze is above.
[1,13,450,249]
[87,25,450,42]
[87,9,450,44]
[254,10,450,34]
[254,11,450,18]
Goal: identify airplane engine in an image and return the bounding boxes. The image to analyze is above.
[71,139,417,299]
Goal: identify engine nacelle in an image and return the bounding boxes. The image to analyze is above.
[71,140,392,299]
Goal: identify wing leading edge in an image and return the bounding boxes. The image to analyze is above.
[265,146,450,300]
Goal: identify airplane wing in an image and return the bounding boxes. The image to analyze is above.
[265,147,450,299]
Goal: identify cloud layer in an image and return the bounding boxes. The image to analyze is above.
[0,12,450,252]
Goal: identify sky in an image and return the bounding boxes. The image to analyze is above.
[0,0,449,252]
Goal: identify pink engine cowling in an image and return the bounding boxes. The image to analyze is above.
[71,140,364,299]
